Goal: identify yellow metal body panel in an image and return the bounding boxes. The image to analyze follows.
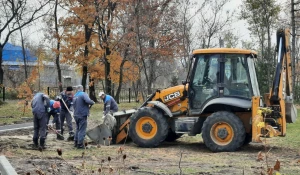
[193,48,257,55]
[279,72,287,136]
[116,119,130,144]
[251,96,261,142]
[151,84,189,113]
[116,127,128,144]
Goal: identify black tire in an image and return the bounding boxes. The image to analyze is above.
[165,129,183,142]
[202,111,246,152]
[129,107,168,147]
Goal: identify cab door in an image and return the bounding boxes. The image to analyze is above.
[189,54,220,109]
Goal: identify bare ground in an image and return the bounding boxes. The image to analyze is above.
[1,122,300,175]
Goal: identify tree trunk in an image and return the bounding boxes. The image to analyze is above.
[115,59,127,103]
[291,0,296,95]
[267,25,271,87]
[54,0,63,92]
[19,28,28,80]
[82,24,97,102]
[82,65,88,92]
[147,58,155,95]
[105,47,112,95]
[147,39,155,95]
[89,75,97,102]
[0,46,4,85]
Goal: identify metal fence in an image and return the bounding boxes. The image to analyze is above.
[47,87,139,103]
[0,87,5,101]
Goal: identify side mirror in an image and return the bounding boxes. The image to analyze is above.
[182,80,187,85]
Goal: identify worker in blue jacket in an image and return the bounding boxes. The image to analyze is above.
[98,91,118,115]
[72,85,95,149]
[47,99,64,140]
[59,86,74,141]
[31,91,50,149]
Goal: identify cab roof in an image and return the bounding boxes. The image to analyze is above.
[193,48,257,55]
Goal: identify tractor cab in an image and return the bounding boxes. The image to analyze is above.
[188,48,260,115]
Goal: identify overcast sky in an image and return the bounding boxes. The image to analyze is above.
[9,0,287,50]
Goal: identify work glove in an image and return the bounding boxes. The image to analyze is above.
[47,107,51,113]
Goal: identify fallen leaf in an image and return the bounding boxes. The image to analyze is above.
[257,151,264,161]
[267,167,273,175]
[274,159,280,171]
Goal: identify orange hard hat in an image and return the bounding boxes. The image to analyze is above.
[53,101,61,109]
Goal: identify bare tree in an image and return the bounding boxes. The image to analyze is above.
[223,31,239,48]
[133,0,183,96]
[198,0,233,48]
[0,0,50,86]
[177,0,207,71]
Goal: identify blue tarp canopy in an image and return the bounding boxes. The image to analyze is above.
[3,43,37,62]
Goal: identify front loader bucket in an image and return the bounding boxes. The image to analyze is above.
[87,109,136,146]
[87,124,112,146]
[285,101,297,123]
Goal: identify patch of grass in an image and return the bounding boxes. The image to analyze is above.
[268,109,300,149]
[0,100,32,125]
[0,100,141,125]
[89,102,141,120]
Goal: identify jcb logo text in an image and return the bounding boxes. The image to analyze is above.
[164,91,180,102]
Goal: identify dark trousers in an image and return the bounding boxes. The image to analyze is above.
[33,112,48,145]
[60,109,73,134]
[47,112,61,131]
[74,115,87,145]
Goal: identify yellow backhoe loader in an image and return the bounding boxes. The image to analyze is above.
[87,28,297,152]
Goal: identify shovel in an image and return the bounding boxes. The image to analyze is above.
[47,124,65,140]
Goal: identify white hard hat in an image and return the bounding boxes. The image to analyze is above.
[98,91,105,96]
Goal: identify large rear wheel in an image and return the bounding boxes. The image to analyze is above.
[129,107,168,147]
[202,111,245,152]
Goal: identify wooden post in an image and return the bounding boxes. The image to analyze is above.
[129,88,131,103]
[2,87,5,101]
[47,87,50,95]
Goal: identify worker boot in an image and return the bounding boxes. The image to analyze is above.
[67,132,75,141]
[39,138,46,150]
[77,144,84,149]
[57,134,64,140]
[74,141,78,148]
[77,143,88,149]
[32,138,39,149]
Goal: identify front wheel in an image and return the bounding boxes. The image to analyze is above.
[129,107,168,147]
[202,111,245,152]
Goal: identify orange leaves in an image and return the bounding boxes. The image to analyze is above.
[267,167,273,175]
[273,159,280,171]
[108,52,139,83]
[257,151,281,174]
